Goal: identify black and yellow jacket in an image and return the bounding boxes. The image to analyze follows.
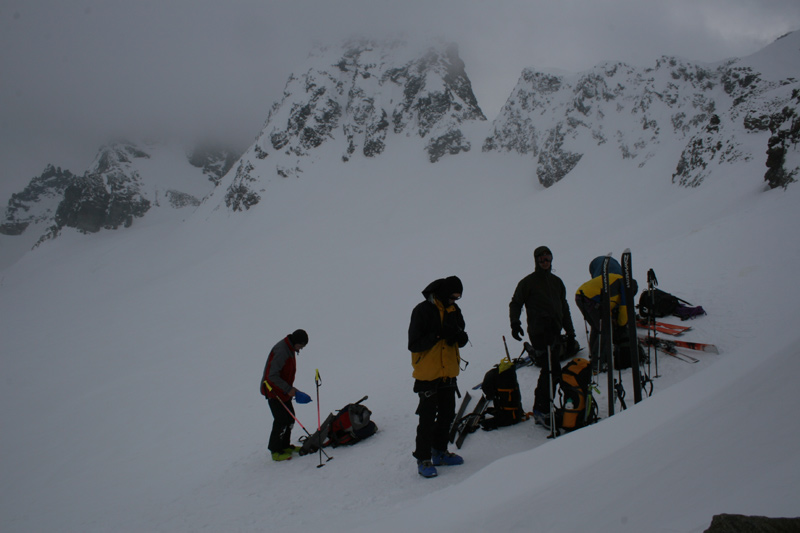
[576,274,630,326]
[408,279,468,382]
[576,256,637,327]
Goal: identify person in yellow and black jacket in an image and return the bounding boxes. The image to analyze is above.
[408,276,468,478]
[575,256,637,373]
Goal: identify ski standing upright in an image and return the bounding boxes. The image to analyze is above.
[621,249,643,404]
[601,253,616,416]
[646,269,661,378]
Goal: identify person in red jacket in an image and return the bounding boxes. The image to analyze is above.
[260,329,311,461]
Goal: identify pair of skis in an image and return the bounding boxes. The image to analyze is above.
[449,392,490,449]
[603,249,650,416]
[636,319,692,336]
[638,315,718,365]
[601,251,640,417]
[638,335,719,364]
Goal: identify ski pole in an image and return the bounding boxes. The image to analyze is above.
[502,335,512,362]
[315,369,324,468]
[546,343,559,439]
[264,381,333,462]
[577,291,594,372]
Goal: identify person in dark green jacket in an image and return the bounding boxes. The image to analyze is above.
[509,246,577,428]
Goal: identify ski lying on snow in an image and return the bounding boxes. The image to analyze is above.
[638,337,708,363]
[638,335,719,354]
[650,344,699,363]
[636,320,692,336]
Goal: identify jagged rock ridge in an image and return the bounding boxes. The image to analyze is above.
[224,39,486,211]
[1,141,240,243]
[483,32,800,188]
[0,165,76,236]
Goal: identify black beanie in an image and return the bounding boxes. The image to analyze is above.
[534,246,552,259]
[440,276,463,296]
[291,329,308,346]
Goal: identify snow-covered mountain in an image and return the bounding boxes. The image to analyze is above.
[2,34,797,253]
[483,31,800,188]
[222,38,486,211]
[0,141,239,265]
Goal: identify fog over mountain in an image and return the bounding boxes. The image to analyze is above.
[1,30,799,533]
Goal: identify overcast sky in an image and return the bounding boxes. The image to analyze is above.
[1,0,799,197]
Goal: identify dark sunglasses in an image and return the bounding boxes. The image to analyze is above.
[449,294,461,301]
[537,255,552,263]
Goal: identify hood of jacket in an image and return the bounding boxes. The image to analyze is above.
[589,256,622,278]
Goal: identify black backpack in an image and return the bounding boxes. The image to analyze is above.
[298,397,377,456]
[480,359,525,429]
[639,288,706,320]
[557,358,598,432]
[613,335,649,370]
[638,288,681,318]
[530,336,577,367]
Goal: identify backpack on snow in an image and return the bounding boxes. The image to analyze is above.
[556,358,598,432]
[530,335,578,367]
[612,335,649,370]
[298,396,377,456]
[480,358,525,430]
[638,288,706,320]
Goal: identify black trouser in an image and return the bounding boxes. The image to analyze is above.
[413,379,457,462]
[576,293,601,367]
[533,345,562,413]
[530,320,561,414]
[268,397,295,453]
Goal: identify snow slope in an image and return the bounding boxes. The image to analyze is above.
[1,124,798,532]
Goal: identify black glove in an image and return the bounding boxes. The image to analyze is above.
[453,330,468,347]
[567,336,580,356]
[511,325,524,341]
[442,324,460,344]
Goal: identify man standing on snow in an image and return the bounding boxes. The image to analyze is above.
[408,276,469,478]
[261,329,312,461]
[509,246,577,429]
[575,256,637,373]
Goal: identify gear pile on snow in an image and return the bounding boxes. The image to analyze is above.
[298,397,377,456]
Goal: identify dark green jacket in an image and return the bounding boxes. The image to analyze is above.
[510,266,575,340]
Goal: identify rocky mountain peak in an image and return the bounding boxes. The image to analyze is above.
[483,32,799,188]
[223,38,486,211]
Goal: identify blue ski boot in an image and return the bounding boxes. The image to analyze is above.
[417,459,438,478]
[431,449,464,466]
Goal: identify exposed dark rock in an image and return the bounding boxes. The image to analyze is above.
[764,89,799,189]
[188,145,242,186]
[704,514,800,533]
[225,160,261,211]
[0,165,75,235]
